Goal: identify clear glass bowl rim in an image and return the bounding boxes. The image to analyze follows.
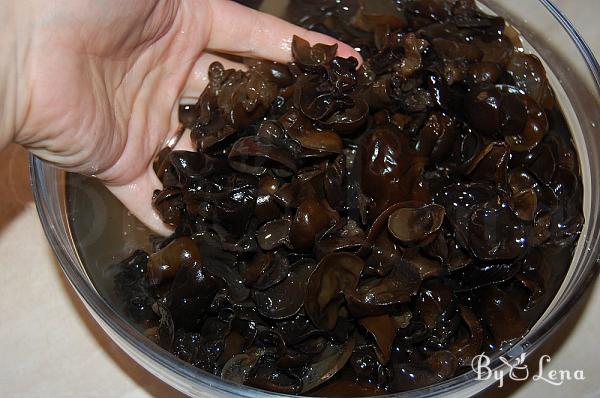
[29,1,600,397]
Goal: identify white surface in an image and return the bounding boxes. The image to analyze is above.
[0,1,599,397]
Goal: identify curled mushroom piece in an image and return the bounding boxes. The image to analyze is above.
[324,154,348,210]
[402,248,444,280]
[167,257,223,331]
[451,261,521,292]
[254,259,315,320]
[357,126,426,220]
[110,250,154,323]
[152,187,184,226]
[346,262,422,317]
[507,52,554,110]
[388,204,445,244]
[246,357,302,394]
[228,136,298,175]
[499,86,548,152]
[414,112,456,162]
[449,306,484,366]
[353,0,407,32]
[467,203,528,261]
[292,35,338,71]
[290,198,339,253]
[221,348,267,384]
[301,333,357,393]
[315,219,365,260]
[148,237,201,286]
[280,109,344,154]
[359,315,396,364]
[256,217,292,251]
[242,251,289,290]
[464,142,510,187]
[509,188,538,221]
[148,301,175,349]
[479,286,528,346]
[305,253,364,330]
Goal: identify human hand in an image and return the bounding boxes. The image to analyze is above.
[7,0,359,234]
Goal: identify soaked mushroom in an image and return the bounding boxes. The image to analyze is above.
[359,315,396,364]
[451,261,522,292]
[479,286,528,346]
[346,262,422,317]
[289,198,339,252]
[241,251,289,290]
[147,237,201,286]
[292,35,338,71]
[507,52,554,110]
[247,358,302,394]
[221,348,267,384]
[256,216,292,251]
[112,0,584,395]
[305,253,364,330]
[228,136,298,175]
[467,203,528,261]
[301,333,357,393]
[254,259,315,320]
[353,0,407,32]
[152,187,185,226]
[388,203,445,243]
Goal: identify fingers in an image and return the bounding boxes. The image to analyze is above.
[106,167,173,236]
[206,0,362,63]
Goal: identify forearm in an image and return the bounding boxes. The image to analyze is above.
[0,2,18,150]
[0,2,30,151]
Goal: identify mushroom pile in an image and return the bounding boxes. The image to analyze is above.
[111,0,584,395]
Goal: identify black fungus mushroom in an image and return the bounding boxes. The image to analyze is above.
[305,253,364,330]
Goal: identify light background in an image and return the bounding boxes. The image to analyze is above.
[0,1,598,397]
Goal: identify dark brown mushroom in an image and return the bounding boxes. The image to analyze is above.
[289,198,339,252]
[357,126,429,220]
[464,142,510,187]
[346,262,421,317]
[255,176,282,224]
[448,305,484,366]
[228,136,298,175]
[414,112,456,162]
[359,315,396,364]
[256,216,292,251]
[148,237,201,286]
[300,333,357,393]
[241,251,289,290]
[479,286,528,346]
[152,187,184,226]
[353,0,407,32]
[507,52,554,110]
[246,358,302,394]
[221,348,267,384]
[315,219,365,260]
[388,203,445,243]
[305,253,364,330]
[467,203,528,261]
[451,261,522,292]
[402,248,445,280]
[292,35,338,71]
[254,259,315,320]
[509,188,538,221]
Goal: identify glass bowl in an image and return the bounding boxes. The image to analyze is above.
[30,1,600,397]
